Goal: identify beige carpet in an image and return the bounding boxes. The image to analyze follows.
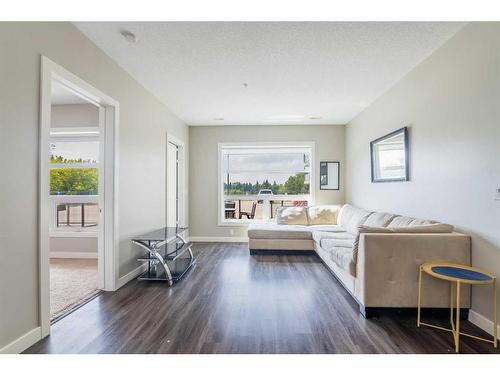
[50,258,99,320]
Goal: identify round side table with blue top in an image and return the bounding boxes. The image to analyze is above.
[417,262,497,353]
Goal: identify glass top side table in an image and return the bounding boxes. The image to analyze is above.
[132,227,194,286]
[417,261,497,352]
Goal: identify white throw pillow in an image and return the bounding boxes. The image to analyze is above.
[306,205,341,225]
[276,207,308,225]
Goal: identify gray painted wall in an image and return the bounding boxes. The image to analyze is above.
[0,22,188,348]
[50,237,97,255]
[345,23,500,323]
[189,125,345,238]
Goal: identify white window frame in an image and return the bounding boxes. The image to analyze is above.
[49,127,100,236]
[218,141,315,226]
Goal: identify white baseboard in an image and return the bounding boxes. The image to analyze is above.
[468,309,500,339]
[189,236,249,243]
[0,327,41,354]
[116,263,148,290]
[50,251,98,259]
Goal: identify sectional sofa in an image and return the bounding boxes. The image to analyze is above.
[247,204,471,317]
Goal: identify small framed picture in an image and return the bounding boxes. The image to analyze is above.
[320,161,339,190]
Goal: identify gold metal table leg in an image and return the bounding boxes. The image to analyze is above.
[417,265,422,327]
[455,281,461,353]
[450,282,455,333]
[493,277,497,348]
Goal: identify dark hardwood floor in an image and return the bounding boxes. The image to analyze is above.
[25,243,499,354]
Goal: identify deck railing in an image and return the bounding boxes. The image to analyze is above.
[223,194,309,221]
[50,195,99,230]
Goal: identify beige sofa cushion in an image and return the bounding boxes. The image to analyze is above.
[319,233,358,276]
[328,247,357,277]
[338,204,372,234]
[307,224,346,233]
[319,232,358,248]
[316,232,358,276]
[359,223,454,233]
[306,205,341,225]
[363,212,396,227]
[247,223,312,240]
[276,207,308,225]
[387,215,435,228]
[312,230,345,243]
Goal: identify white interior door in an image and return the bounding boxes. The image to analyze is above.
[167,141,179,227]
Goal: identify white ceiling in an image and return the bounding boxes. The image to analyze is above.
[74,22,465,126]
[51,80,90,105]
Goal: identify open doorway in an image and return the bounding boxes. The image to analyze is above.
[48,81,102,321]
[39,56,119,338]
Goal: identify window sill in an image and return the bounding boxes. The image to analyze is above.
[50,231,98,238]
[218,219,275,227]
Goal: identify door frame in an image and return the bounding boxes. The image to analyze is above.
[39,56,120,338]
[166,133,186,227]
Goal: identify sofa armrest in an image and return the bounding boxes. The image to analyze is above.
[356,232,471,308]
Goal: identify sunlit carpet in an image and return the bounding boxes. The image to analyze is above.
[50,258,99,320]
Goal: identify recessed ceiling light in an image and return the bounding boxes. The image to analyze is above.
[309,116,322,120]
[120,30,139,43]
[214,117,224,121]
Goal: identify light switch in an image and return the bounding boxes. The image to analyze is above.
[496,188,500,201]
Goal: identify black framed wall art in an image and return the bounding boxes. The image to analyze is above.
[319,161,340,190]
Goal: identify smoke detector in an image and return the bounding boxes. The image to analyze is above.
[120,30,139,43]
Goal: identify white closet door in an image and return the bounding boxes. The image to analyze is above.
[167,142,178,227]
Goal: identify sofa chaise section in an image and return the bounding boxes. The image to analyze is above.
[248,223,315,254]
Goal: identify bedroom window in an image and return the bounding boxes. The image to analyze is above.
[49,128,100,234]
[218,142,315,225]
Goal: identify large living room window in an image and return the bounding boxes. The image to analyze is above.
[218,142,314,225]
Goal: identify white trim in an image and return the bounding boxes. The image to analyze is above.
[469,309,500,340]
[217,219,277,227]
[49,162,99,169]
[51,195,99,203]
[189,123,345,127]
[49,252,98,259]
[50,231,98,238]
[116,264,148,290]
[217,220,253,227]
[166,133,186,227]
[50,127,99,137]
[189,236,249,243]
[39,56,120,339]
[39,56,52,339]
[0,327,41,354]
[217,141,316,226]
[97,106,105,290]
[104,105,119,293]
[218,141,317,148]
